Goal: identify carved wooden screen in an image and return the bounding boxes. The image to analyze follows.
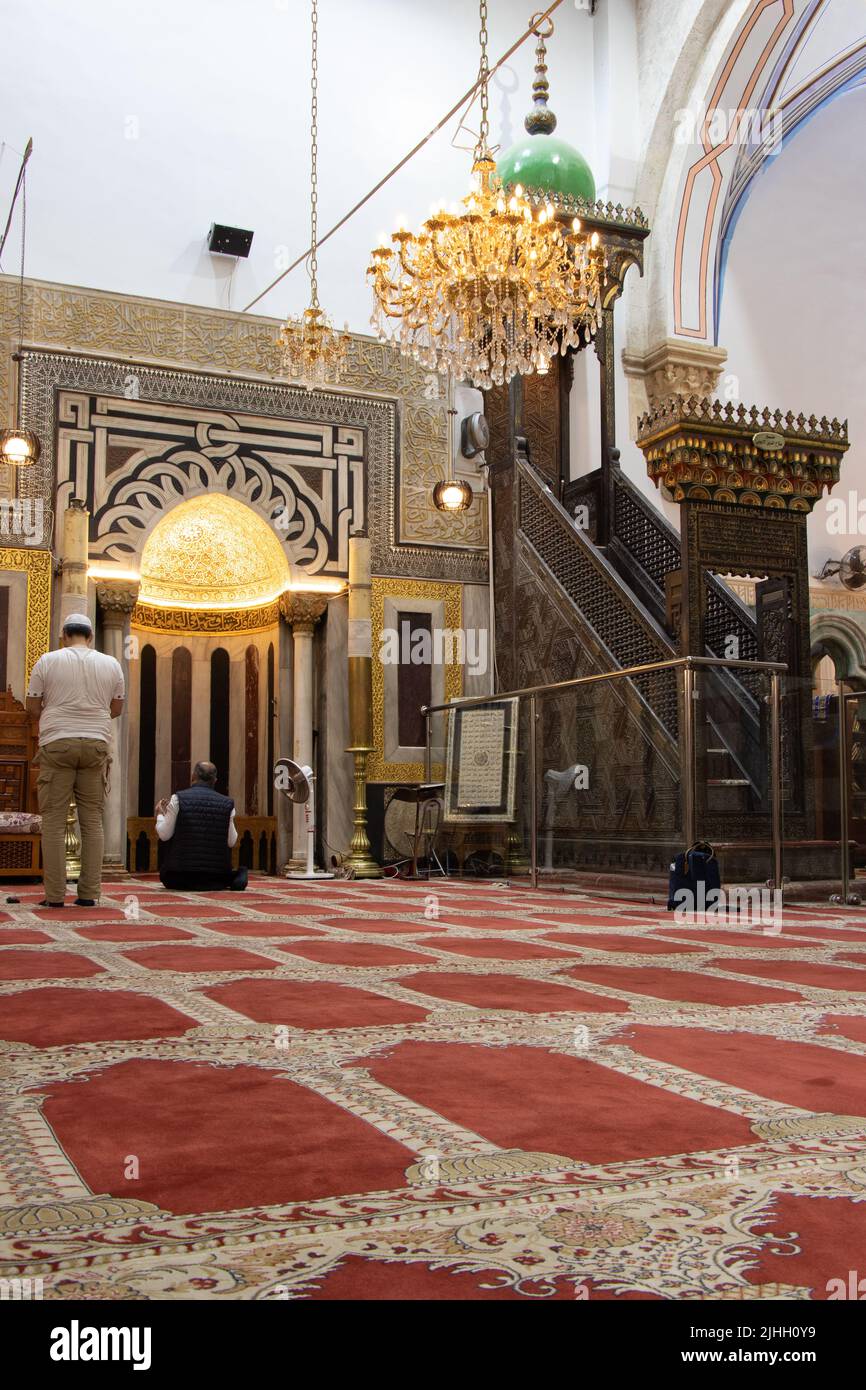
[0,689,38,812]
[757,576,801,805]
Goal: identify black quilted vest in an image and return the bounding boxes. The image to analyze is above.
[162,784,234,876]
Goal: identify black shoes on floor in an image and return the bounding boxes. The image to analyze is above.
[37,898,97,907]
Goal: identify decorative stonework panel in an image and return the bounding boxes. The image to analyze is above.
[0,279,487,579]
[512,548,681,869]
[131,602,280,635]
[54,386,367,578]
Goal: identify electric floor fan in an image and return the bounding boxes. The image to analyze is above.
[274,757,334,880]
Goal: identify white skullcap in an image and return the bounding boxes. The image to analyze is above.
[63,612,93,633]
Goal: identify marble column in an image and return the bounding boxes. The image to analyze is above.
[96,581,140,873]
[323,589,353,859]
[276,617,293,868]
[280,593,327,872]
[60,499,90,630]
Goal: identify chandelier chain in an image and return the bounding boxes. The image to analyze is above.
[477,0,490,153]
[277,0,351,390]
[309,0,319,306]
[368,0,607,390]
[17,170,26,356]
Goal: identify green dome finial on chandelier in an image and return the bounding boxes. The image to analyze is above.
[496,17,596,206]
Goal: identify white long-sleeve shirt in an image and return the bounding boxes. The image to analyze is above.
[155,794,238,847]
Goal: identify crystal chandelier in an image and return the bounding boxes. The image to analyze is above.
[279,0,350,391]
[367,0,606,390]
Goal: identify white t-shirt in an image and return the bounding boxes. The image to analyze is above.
[28,646,125,746]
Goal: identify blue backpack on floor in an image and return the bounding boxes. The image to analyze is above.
[667,841,722,912]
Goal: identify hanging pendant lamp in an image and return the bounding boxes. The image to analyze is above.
[279,0,351,390]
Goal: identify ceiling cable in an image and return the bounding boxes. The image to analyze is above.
[0,138,33,271]
[243,0,566,313]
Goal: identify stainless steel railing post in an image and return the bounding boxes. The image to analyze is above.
[769,670,783,894]
[529,693,538,889]
[425,711,432,785]
[839,682,851,903]
[681,663,696,850]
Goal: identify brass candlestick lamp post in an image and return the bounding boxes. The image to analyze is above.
[345,535,381,877]
[64,800,81,882]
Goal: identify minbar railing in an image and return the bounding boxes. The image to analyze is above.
[423,655,786,891]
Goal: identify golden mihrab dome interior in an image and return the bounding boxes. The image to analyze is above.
[138,493,290,609]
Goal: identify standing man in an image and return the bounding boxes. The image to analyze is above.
[26,613,125,907]
[155,761,248,892]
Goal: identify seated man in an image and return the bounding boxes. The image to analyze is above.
[155,761,248,892]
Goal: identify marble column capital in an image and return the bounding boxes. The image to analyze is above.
[280,592,327,635]
[622,337,728,411]
[96,580,140,626]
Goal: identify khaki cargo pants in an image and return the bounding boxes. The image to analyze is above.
[37,738,110,903]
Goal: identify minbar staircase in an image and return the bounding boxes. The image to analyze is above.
[513,455,769,854]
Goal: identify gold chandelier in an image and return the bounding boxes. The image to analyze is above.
[367,1,606,390]
[279,0,350,390]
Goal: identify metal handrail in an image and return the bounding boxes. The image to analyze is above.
[423,654,786,893]
[421,654,786,717]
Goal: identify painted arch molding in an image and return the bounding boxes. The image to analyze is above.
[643,0,866,347]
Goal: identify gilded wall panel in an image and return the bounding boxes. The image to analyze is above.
[369,577,463,783]
[0,547,52,683]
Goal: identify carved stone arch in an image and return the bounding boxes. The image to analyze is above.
[810,614,866,688]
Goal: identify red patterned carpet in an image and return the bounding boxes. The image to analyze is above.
[2,875,866,1300]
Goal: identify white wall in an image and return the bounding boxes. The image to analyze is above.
[593,0,640,205]
[719,83,866,573]
[1,0,597,333]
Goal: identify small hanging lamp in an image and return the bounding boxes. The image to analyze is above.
[0,139,41,469]
[433,374,474,514]
[279,0,351,390]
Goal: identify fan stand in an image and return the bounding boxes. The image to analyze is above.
[286,783,334,881]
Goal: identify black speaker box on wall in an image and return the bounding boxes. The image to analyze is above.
[207,223,254,257]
